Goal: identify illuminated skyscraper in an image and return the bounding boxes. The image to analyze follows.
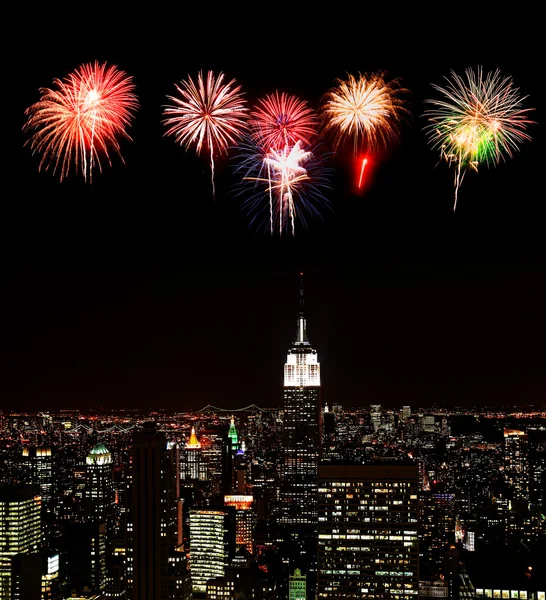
[279,273,321,527]
[370,404,382,432]
[183,427,207,481]
[21,446,53,547]
[224,494,255,555]
[317,462,420,599]
[0,484,42,600]
[227,417,239,452]
[21,447,53,505]
[84,443,114,530]
[504,428,530,502]
[503,428,532,544]
[189,508,229,597]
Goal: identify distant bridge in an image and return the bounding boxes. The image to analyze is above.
[196,404,272,414]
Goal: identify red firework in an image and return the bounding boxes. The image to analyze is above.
[23,61,139,182]
[248,90,318,152]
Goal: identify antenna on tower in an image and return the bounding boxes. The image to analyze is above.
[299,272,304,316]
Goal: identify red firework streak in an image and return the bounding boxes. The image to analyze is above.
[357,157,368,188]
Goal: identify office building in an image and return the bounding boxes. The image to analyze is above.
[183,426,208,481]
[0,483,42,600]
[189,508,230,597]
[317,462,420,598]
[84,443,114,531]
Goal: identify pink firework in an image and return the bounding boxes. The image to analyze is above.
[162,70,249,198]
[248,90,318,152]
[23,61,139,183]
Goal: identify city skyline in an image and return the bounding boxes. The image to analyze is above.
[6,13,545,415]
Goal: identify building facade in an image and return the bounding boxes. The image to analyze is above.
[317,462,420,599]
[0,484,42,600]
[126,422,188,600]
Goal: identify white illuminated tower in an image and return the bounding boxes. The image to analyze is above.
[280,272,321,527]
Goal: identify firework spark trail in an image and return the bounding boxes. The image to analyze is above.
[249,91,318,152]
[23,61,139,183]
[263,141,311,235]
[422,66,535,211]
[320,71,410,156]
[358,157,368,188]
[162,70,249,199]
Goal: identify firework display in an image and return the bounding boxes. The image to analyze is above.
[233,136,333,237]
[162,70,249,198]
[233,91,328,236]
[23,61,139,183]
[23,61,536,232]
[320,71,410,155]
[248,91,318,152]
[319,71,410,191]
[423,66,535,211]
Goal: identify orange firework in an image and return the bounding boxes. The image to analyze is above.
[320,71,410,156]
[23,61,139,183]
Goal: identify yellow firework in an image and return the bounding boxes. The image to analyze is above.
[320,71,410,155]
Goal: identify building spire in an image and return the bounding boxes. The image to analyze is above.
[186,426,201,449]
[296,272,308,344]
[228,416,239,449]
[299,271,305,316]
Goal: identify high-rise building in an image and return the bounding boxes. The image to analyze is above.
[503,428,532,544]
[279,273,321,527]
[21,446,54,547]
[183,427,207,482]
[317,462,420,599]
[189,508,230,597]
[227,417,239,452]
[224,494,255,555]
[504,428,530,502]
[63,521,107,595]
[21,446,53,505]
[0,483,42,600]
[126,422,189,600]
[84,443,114,531]
[370,404,382,432]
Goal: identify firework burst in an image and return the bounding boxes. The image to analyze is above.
[233,137,333,237]
[423,66,535,211]
[248,90,318,152]
[23,61,139,183]
[320,71,409,191]
[162,70,249,198]
[320,71,410,155]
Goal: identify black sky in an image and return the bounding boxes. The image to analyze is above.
[4,11,545,413]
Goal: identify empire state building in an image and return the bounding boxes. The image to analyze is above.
[279,273,321,527]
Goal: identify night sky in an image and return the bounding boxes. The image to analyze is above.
[4,11,545,413]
